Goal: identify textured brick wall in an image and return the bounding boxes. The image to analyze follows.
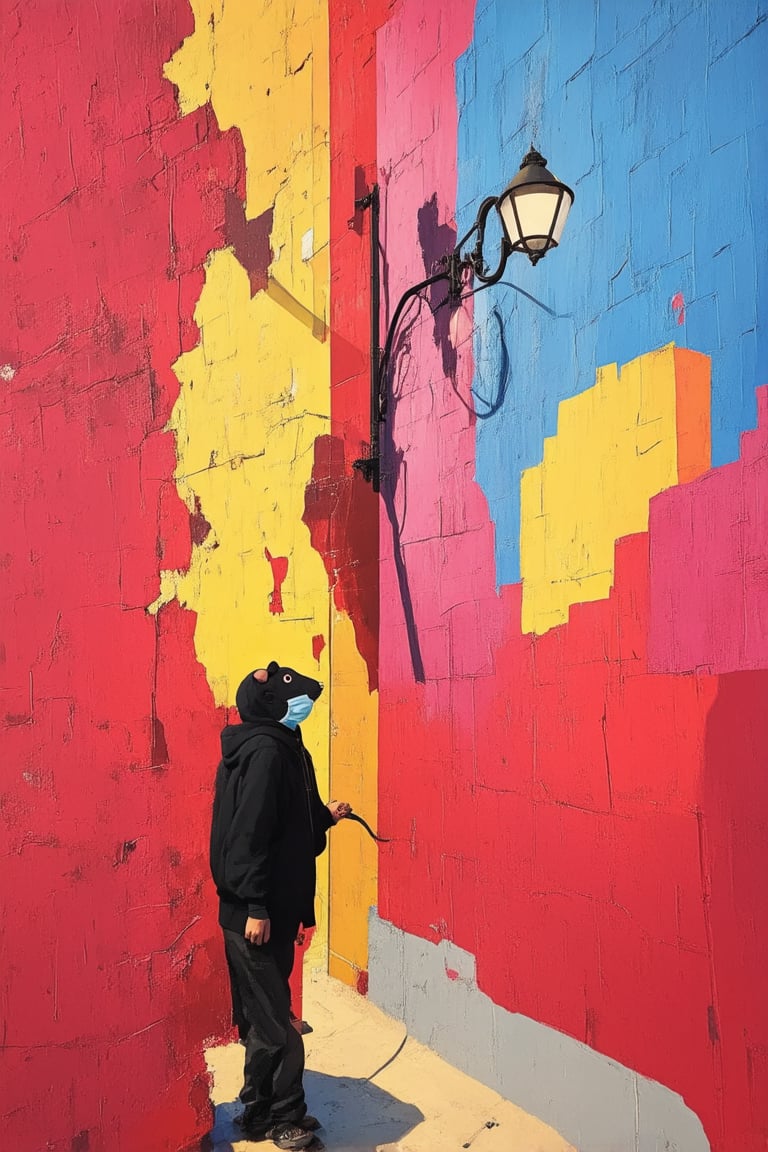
[365,1,768,1150]
[1,5,237,1147]
[1,2,337,1148]
[2,2,766,1150]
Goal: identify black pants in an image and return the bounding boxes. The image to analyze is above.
[223,930,306,1125]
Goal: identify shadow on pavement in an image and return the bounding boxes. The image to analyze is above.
[207,1070,424,1151]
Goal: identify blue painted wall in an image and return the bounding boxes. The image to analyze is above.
[456,0,768,585]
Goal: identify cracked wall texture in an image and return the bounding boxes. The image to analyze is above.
[159,0,334,973]
[1,0,341,1148]
[0,3,240,1149]
[2,0,767,1150]
[363,1,768,1151]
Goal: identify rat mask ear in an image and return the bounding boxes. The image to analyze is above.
[266,661,280,676]
[253,669,269,683]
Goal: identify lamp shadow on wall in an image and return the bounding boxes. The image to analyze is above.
[377,193,459,685]
[377,196,427,684]
[378,192,511,684]
[379,306,428,684]
[202,1070,423,1150]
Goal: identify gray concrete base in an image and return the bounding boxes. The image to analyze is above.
[368,911,709,1152]
[205,968,577,1151]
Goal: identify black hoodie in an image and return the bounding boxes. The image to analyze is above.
[209,716,333,940]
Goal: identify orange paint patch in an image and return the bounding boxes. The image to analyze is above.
[673,347,711,484]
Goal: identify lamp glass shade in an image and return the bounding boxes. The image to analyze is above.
[497,150,574,263]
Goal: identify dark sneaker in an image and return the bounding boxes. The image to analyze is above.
[264,1124,315,1150]
[239,1119,314,1148]
[237,1112,320,1133]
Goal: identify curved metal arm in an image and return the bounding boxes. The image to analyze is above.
[469,204,513,287]
[377,270,450,419]
[353,188,512,486]
[353,266,449,486]
[452,196,512,295]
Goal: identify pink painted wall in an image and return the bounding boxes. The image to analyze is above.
[649,386,768,674]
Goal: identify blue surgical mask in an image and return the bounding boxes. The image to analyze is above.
[280,694,315,729]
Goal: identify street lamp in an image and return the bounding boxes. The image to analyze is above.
[498,147,574,265]
[353,148,574,489]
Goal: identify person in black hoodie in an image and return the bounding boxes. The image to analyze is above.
[210,661,350,1151]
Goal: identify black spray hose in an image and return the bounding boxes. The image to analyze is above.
[346,811,391,843]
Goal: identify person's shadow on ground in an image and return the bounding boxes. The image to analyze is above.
[207,1070,424,1151]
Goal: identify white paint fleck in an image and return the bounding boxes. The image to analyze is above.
[1,364,16,381]
[301,229,314,262]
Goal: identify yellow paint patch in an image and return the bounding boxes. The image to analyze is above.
[520,344,710,635]
[163,246,330,703]
[161,0,331,961]
[164,246,331,952]
[328,612,378,987]
[165,0,330,272]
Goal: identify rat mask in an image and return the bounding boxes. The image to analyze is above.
[235,661,323,730]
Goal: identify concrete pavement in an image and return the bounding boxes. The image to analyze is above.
[204,971,575,1152]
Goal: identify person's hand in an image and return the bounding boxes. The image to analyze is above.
[327,800,352,824]
[245,917,271,945]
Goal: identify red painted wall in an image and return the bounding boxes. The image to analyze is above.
[378,529,768,1147]
[306,0,387,692]
[0,4,243,1148]
[346,2,768,1149]
[4,2,766,1150]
